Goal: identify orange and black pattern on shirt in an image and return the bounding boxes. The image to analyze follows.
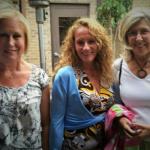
[77,71,114,115]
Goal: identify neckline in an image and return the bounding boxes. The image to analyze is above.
[124,60,150,80]
[0,64,34,90]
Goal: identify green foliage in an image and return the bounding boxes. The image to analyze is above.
[97,0,133,29]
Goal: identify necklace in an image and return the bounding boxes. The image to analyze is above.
[134,57,148,79]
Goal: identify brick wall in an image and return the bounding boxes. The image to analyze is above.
[22,0,52,77]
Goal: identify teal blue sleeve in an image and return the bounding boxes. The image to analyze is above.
[50,72,67,150]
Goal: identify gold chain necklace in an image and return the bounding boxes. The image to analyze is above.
[134,57,148,78]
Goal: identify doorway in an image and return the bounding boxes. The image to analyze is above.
[50,4,89,68]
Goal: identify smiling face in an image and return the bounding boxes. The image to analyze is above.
[74,26,99,66]
[126,19,150,58]
[0,18,26,63]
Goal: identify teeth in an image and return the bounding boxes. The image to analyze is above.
[82,53,90,55]
[82,52,94,55]
[135,42,145,47]
[137,44,144,47]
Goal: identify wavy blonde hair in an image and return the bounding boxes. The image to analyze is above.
[54,17,113,87]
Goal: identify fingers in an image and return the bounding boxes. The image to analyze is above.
[124,126,140,138]
[119,117,141,138]
[132,123,150,139]
[119,118,150,140]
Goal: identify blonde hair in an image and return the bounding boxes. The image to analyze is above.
[54,17,113,87]
[0,6,31,51]
[118,7,150,60]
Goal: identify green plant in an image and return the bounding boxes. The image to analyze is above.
[97,0,132,29]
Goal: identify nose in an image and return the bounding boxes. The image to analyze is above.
[83,42,90,50]
[136,32,143,41]
[8,36,15,46]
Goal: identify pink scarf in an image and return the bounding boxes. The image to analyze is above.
[105,104,140,150]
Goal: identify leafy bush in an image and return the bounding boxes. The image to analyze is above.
[97,0,132,29]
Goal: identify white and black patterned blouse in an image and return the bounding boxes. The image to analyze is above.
[0,65,49,150]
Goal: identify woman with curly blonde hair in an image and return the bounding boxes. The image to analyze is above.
[50,17,114,150]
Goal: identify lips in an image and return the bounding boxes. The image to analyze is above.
[82,53,90,56]
[134,42,147,48]
[81,51,96,56]
[136,44,145,48]
[4,49,18,54]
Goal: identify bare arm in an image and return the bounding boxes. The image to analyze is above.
[40,85,50,150]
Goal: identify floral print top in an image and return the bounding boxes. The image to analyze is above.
[0,65,49,150]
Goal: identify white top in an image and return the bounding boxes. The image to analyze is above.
[120,60,150,124]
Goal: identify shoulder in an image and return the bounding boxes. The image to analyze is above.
[113,58,123,70]
[31,64,43,72]
[31,64,49,86]
[53,66,76,84]
[31,64,48,76]
[56,66,74,77]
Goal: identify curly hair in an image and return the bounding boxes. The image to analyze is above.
[54,17,113,87]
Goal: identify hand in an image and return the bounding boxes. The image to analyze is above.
[132,123,150,140]
[118,117,141,138]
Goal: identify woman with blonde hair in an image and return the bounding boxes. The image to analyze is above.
[111,7,150,150]
[0,5,50,150]
[50,17,114,150]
